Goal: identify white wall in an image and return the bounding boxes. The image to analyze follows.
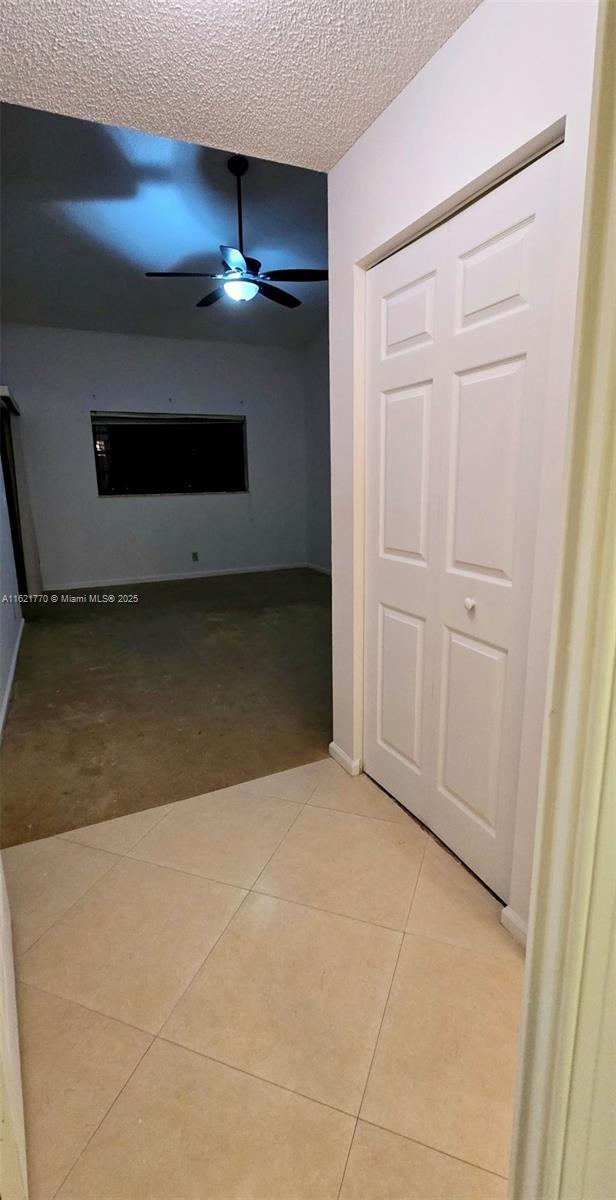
[304,325,331,573]
[327,0,599,917]
[2,324,312,589]
[0,439,23,733]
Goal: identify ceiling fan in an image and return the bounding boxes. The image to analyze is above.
[145,154,328,309]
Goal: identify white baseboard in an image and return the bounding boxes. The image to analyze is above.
[44,563,309,591]
[0,618,24,739]
[306,563,332,576]
[501,905,528,947]
[329,741,362,776]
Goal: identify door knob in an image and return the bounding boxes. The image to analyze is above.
[464,597,476,613]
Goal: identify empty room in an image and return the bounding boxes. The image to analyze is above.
[0,104,332,845]
[1,2,614,1199]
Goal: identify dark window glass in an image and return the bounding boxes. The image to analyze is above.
[91,413,248,496]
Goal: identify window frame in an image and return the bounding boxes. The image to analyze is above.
[90,410,249,498]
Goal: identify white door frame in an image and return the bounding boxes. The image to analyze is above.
[512,4,616,1189]
[329,120,585,932]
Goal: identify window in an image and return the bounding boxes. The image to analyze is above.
[91,412,248,496]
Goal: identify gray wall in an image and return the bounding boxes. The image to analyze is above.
[2,323,324,589]
[304,326,331,572]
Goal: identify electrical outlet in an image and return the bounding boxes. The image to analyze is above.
[192,551,199,562]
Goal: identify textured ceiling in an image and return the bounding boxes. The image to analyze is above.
[1,105,328,348]
[0,0,480,172]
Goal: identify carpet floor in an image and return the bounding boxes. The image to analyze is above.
[0,569,332,847]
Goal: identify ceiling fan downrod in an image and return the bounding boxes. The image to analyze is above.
[227,154,249,257]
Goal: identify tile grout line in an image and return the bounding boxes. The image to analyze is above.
[246,765,327,890]
[404,832,431,936]
[57,794,176,855]
[357,1115,510,1182]
[335,1117,359,1200]
[15,854,249,974]
[250,886,411,934]
[123,778,322,857]
[296,800,426,834]
[402,834,430,951]
[150,768,362,1083]
[17,870,250,1040]
[154,885,255,1039]
[56,784,305,858]
[249,805,310,892]
[403,928,524,965]
[14,849,123,961]
[37,885,258,1196]
[307,797,418,827]
[82,796,181,855]
[18,979,159,1040]
[49,1029,154,1199]
[156,1035,361,1122]
[336,835,430,1200]
[127,788,316,892]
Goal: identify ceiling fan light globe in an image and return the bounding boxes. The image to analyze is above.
[223,279,259,302]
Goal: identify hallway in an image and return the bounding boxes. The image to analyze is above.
[4,757,522,1199]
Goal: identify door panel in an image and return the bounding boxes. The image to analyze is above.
[438,630,507,831]
[382,271,436,356]
[381,384,431,561]
[364,150,560,896]
[449,357,524,581]
[456,216,533,331]
[379,606,424,770]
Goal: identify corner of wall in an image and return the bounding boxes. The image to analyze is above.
[302,323,331,574]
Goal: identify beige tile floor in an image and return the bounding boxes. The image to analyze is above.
[3,758,524,1200]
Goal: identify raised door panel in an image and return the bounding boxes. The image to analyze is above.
[381,384,431,562]
[378,606,424,771]
[382,272,435,358]
[456,218,533,331]
[448,357,525,582]
[438,630,507,832]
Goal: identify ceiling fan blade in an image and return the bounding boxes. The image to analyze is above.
[262,269,328,282]
[196,287,225,308]
[220,245,247,272]
[245,256,261,275]
[258,282,301,309]
[145,271,217,277]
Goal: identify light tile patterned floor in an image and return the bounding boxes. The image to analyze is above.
[3,759,524,1200]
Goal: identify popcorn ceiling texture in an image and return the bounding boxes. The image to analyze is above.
[0,0,480,171]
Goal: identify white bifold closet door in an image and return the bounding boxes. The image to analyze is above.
[364,149,560,897]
